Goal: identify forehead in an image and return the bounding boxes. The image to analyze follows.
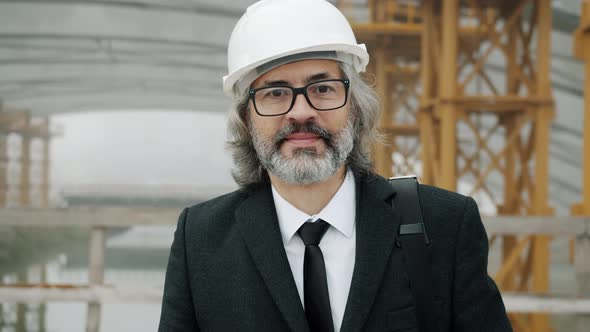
[251,59,342,87]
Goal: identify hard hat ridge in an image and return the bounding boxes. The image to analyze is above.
[223,0,369,96]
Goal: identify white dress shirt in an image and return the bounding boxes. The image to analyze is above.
[271,170,356,332]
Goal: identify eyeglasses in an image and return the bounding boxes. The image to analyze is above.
[249,79,350,117]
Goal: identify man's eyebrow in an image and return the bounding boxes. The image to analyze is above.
[305,72,332,83]
[257,72,335,88]
[259,79,290,87]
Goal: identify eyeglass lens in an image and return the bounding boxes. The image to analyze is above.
[253,80,347,116]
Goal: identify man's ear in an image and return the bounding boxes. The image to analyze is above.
[241,104,250,123]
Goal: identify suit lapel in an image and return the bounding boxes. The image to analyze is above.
[236,185,309,332]
[340,176,401,332]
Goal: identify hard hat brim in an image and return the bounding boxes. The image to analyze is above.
[222,43,369,97]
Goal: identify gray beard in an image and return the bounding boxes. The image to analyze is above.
[251,120,354,185]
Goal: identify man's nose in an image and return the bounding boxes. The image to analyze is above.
[286,93,317,122]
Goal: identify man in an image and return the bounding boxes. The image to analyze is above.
[158,0,512,331]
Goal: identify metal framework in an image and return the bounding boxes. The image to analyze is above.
[420,1,555,330]
[341,1,556,331]
[571,1,590,286]
[342,0,424,177]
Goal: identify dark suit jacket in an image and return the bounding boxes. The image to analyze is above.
[158,174,512,331]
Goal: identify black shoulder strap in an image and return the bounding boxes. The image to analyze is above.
[388,176,437,332]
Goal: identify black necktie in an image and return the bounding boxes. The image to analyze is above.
[297,219,334,332]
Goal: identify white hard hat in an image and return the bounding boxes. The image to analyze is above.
[222,0,369,96]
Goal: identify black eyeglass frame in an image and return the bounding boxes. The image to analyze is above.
[248,78,350,117]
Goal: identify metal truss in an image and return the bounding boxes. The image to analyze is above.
[340,1,558,330]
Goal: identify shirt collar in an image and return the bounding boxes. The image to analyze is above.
[272,170,356,244]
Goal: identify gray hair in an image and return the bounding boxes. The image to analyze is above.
[226,62,382,189]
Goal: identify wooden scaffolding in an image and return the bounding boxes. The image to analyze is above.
[340,1,556,331]
[0,106,52,208]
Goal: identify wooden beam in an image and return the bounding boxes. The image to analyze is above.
[0,135,6,207]
[574,1,590,59]
[575,235,590,331]
[419,0,435,185]
[530,1,554,328]
[0,285,163,303]
[380,124,420,136]
[495,235,533,285]
[352,22,422,35]
[86,226,106,332]
[19,115,31,207]
[41,120,50,208]
[501,293,590,313]
[573,0,590,217]
[0,110,28,126]
[0,207,180,227]
[1,208,588,234]
[374,42,392,177]
[0,286,589,314]
[482,216,589,236]
[438,0,459,191]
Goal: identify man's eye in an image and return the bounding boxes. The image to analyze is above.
[317,85,330,93]
[265,89,288,97]
[313,85,334,94]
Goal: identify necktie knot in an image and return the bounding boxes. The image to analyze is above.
[298,219,330,246]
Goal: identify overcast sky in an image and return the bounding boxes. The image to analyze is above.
[50,110,237,192]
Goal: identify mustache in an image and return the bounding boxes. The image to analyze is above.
[274,122,332,146]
